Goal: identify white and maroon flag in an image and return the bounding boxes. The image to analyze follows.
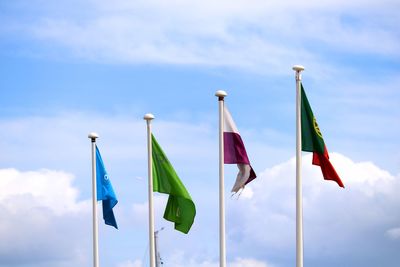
[223,105,256,193]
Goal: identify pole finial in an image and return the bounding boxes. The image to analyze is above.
[88,132,99,142]
[144,113,155,121]
[215,90,227,101]
[292,65,305,72]
[293,65,305,81]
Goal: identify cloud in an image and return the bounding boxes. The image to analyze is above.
[131,195,169,226]
[117,256,273,267]
[0,113,214,171]
[151,250,273,267]
[229,258,272,267]
[3,0,399,73]
[126,151,400,267]
[386,227,400,240]
[116,260,142,267]
[0,112,398,266]
[0,168,90,266]
[0,168,89,215]
[226,153,400,266]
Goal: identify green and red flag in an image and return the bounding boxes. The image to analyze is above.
[301,84,344,188]
[151,134,196,234]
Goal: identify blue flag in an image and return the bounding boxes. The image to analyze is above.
[96,146,118,229]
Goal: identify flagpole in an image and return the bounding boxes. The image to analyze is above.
[215,90,227,267]
[88,132,100,267]
[293,65,305,267]
[144,113,156,267]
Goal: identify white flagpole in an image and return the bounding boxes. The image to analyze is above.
[293,65,305,267]
[144,113,156,267]
[215,90,227,267]
[88,132,100,267]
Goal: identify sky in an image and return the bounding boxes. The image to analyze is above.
[0,0,399,266]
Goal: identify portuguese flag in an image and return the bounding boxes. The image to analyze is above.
[301,84,344,188]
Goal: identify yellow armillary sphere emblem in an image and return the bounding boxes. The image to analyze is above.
[313,116,323,138]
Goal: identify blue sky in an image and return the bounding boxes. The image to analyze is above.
[0,0,399,267]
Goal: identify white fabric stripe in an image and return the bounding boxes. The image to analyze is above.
[223,105,240,134]
[231,164,251,193]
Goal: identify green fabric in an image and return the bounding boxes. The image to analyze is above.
[301,84,325,154]
[151,134,196,234]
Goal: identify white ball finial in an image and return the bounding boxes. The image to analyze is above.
[292,65,305,72]
[215,90,227,98]
[88,132,99,139]
[143,113,155,121]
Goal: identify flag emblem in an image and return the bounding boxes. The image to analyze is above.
[313,117,323,138]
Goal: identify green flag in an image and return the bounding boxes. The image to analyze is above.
[301,83,325,154]
[151,134,196,234]
[301,83,344,188]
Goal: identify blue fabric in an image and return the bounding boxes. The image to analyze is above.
[96,146,118,229]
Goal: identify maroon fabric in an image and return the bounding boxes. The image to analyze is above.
[224,132,250,164]
[224,132,257,184]
[312,146,344,188]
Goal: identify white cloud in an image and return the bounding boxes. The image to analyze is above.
[0,168,90,266]
[0,113,215,171]
[152,250,272,267]
[386,227,400,240]
[0,168,89,215]
[226,153,400,265]
[229,257,272,267]
[237,186,254,199]
[0,112,398,266]
[125,152,400,267]
[132,195,169,226]
[116,260,142,267]
[4,0,398,73]
[117,256,273,267]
